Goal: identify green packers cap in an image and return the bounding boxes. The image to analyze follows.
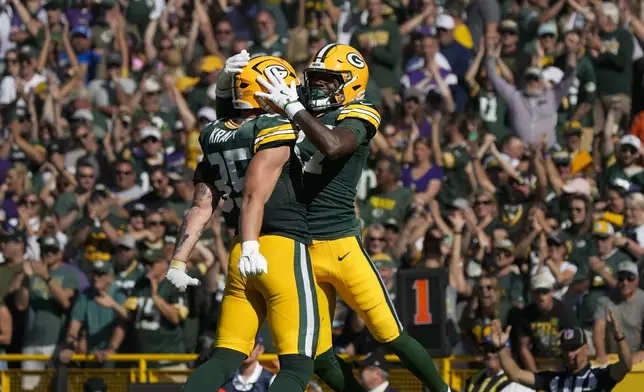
[19,45,39,60]
[0,229,26,243]
[39,236,60,251]
[92,261,113,275]
[371,252,395,269]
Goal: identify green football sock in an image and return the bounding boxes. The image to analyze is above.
[182,347,245,392]
[386,331,449,392]
[314,349,367,392]
[268,354,314,392]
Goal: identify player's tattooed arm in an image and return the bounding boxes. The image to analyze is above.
[291,110,358,158]
[172,182,220,261]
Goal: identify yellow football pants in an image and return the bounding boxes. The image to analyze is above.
[215,235,321,357]
[311,236,402,355]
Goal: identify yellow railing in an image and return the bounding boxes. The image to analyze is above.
[0,354,642,392]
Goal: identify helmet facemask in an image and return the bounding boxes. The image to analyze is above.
[303,69,354,111]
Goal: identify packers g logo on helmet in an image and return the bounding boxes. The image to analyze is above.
[233,56,300,112]
[346,53,365,69]
[303,44,369,111]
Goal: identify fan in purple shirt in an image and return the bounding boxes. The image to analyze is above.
[401,137,444,205]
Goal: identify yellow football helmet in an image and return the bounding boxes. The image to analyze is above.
[303,44,369,111]
[232,56,300,112]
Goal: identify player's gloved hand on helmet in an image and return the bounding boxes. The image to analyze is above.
[216,49,251,98]
[238,240,268,278]
[255,69,305,120]
[166,260,201,292]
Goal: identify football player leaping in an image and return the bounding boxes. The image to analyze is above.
[167,54,321,392]
[257,44,451,392]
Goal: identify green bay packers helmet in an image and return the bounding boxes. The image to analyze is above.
[232,56,300,113]
[303,44,369,111]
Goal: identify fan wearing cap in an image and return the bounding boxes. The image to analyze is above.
[112,234,145,294]
[529,23,559,67]
[594,178,631,232]
[490,239,525,310]
[0,45,46,107]
[88,52,137,121]
[590,2,634,135]
[593,261,644,365]
[516,274,578,372]
[349,0,402,113]
[465,333,534,392]
[580,221,632,329]
[485,34,578,148]
[185,55,224,114]
[355,349,400,392]
[17,236,80,390]
[530,230,577,300]
[61,25,102,83]
[60,260,127,367]
[436,13,472,112]
[554,31,596,141]
[124,248,189,375]
[134,125,167,169]
[490,315,632,392]
[134,77,175,132]
[560,121,585,162]
[0,229,27,300]
[497,20,531,82]
[602,134,644,192]
[1,100,48,167]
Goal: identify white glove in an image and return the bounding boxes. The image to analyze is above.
[216,50,251,98]
[238,240,268,278]
[166,260,201,292]
[255,70,305,119]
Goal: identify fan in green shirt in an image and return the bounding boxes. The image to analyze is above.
[360,157,413,228]
[349,3,401,90]
[124,249,188,367]
[61,261,128,368]
[22,237,80,348]
[580,221,632,328]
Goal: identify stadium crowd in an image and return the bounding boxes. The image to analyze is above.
[2,0,644,390]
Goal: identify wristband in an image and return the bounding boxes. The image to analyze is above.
[615,334,626,342]
[170,260,186,272]
[284,100,306,120]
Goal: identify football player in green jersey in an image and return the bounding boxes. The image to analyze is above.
[257,43,450,392]
[168,53,319,392]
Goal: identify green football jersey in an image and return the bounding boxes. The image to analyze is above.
[197,114,310,244]
[296,100,381,239]
[125,279,188,366]
[556,53,596,128]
